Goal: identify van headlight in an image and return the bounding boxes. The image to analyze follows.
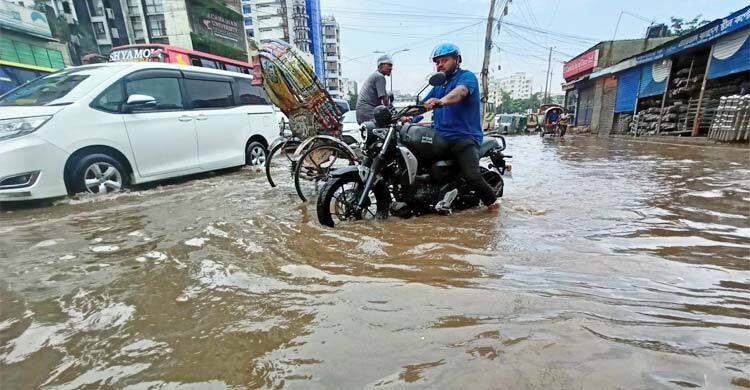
[0,116,52,141]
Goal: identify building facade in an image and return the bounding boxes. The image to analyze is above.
[341,77,357,98]
[564,5,749,139]
[0,1,72,68]
[322,15,341,98]
[240,0,314,65]
[562,36,676,132]
[489,72,533,106]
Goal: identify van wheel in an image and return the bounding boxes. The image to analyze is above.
[246,141,267,166]
[70,154,129,195]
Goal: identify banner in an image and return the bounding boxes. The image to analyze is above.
[564,49,599,79]
[636,6,750,64]
[0,1,52,38]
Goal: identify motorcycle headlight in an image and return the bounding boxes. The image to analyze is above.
[0,116,52,141]
[360,122,376,144]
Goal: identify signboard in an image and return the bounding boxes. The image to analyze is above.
[0,1,52,38]
[188,0,246,53]
[636,5,750,64]
[563,49,599,80]
[109,47,164,62]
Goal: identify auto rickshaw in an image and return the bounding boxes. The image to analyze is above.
[539,105,565,137]
[527,113,539,133]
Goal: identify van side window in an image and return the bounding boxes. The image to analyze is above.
[184,79,234,109]
[237,79,270,105]
[126,77,183,110]
[92,80,125,112]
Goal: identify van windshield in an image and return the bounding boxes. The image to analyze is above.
[0,67,102,106]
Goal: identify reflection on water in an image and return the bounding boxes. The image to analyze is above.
[1,136,748,389]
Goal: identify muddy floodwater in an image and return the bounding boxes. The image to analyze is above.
[1,136,748,389]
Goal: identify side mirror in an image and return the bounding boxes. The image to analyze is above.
[427,72,446,86]
[124,94,156,112]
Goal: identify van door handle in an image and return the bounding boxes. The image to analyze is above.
[178,115,193,122]
[196,114,208,121]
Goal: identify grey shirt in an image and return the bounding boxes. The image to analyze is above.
[356,71,388,124]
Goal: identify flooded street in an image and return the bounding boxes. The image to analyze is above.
[1,136,748,389]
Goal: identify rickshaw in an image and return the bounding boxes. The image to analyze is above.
[539,105,566,137]
[255,40,360,201]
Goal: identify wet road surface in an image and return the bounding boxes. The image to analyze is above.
[1,136,749,389]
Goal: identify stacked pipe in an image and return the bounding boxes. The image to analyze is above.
[669,67,704,98]
[709,95,750,142]
[636,105,661,135]
[658,101,688,133]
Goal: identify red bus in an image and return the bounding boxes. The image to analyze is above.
[108,44,253,74]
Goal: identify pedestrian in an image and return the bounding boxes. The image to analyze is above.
[423,43,501,211]
[356,55,392,124]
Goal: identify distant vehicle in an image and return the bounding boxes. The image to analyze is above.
[340,110,362,144]
[109,44,253,74]
[497,114,514,134]
[0,62,279,201]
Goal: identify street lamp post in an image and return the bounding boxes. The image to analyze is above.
[373,49,410,97]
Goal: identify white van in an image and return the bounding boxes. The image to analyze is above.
[0,62,280,201]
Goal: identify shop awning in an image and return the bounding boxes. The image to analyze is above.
[708,29,750,79]
[639,59,672,97]
[589,58,637,80]
[615,66,641,113]
[561,74,589,90]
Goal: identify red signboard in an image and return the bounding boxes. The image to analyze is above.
[563,49,599,80]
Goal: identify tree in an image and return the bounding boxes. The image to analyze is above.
[348,91,358,110]
[495,91,542,114]
[666,15,710,36]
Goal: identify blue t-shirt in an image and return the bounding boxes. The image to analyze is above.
[424,69,482,145]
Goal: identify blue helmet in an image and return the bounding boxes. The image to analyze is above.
[431,43,461,62]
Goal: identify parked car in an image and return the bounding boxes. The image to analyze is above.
[0,62,279,201]
[340,110,362,144]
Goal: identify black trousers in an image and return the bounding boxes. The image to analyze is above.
[443,138,498,206]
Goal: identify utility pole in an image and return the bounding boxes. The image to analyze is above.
[480,0,499,130]
[543,46,552,105]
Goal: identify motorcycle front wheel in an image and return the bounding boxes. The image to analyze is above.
[316,171,390,227]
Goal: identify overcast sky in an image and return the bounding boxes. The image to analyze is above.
[319,0,748,96]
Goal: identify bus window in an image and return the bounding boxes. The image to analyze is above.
[200,59,218,69]
[190,56,201,67]
[224,64,240,73]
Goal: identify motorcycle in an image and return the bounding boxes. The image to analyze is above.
[316,72,513,227]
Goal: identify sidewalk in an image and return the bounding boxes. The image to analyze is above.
[579,133,750,149]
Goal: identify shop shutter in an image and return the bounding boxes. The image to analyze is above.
[708,30,750,79]
[12,41,35,66]
[0,37,19,63]
[576,85,595,126]
[47,49,65,69]
[614,66,641,113]
[32,45,51,68]
[639,60,672,97]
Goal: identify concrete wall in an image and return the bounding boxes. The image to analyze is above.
[164,0,193,49]
[598,37,675,69]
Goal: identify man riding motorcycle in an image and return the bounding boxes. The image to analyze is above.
[422,43,501,210]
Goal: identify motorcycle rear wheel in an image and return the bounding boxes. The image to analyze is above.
[316,171,389,227]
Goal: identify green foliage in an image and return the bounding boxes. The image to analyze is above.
[348,91,358,110]
[495,91,541,114]
[666,15,710,37]
[188,0,242,21]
